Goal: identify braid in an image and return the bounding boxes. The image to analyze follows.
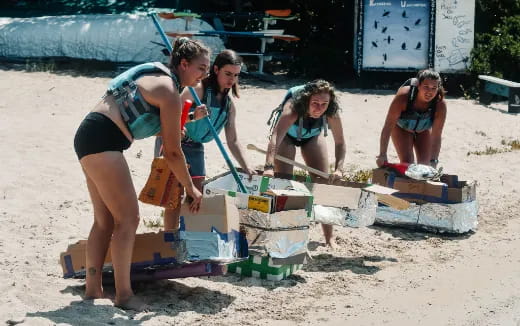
[169,37,210,68]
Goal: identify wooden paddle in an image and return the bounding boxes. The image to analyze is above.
[246,144,410,210]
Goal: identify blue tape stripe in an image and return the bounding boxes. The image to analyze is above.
[387,172,396,188]
[392,192,456,204]
[63,255,75,278]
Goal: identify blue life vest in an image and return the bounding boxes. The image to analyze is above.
[396,78,436,133]
[184,86,230,143]
[267,85,328,141]
[107,62,181,140]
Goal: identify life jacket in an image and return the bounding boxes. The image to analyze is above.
[184,86,231,143]
[267,85,329,141]
[396,78,437,133]
[107,62,181,140]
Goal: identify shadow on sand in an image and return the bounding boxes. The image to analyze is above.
[25,279,235,325]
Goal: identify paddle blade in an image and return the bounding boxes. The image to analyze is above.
[382,162,410,175]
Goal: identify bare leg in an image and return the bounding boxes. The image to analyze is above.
[83,172,114,299]
[274,136,297,175]
[414,129,432,165]
[80,151,144,310]
[391,126,416,164]
[300,134,335,247]
[163,177,203,230]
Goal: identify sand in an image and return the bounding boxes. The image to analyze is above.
[1,66,519,326]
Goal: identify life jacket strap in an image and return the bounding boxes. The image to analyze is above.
[297,117,303,141]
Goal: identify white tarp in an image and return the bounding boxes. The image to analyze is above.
[0,14,224,63]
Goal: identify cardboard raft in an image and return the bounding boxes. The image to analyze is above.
[204,171,390,228]
[371,168,479,233]
[204,173,312,280]
[60,195,246,279]
[60,231,227,280]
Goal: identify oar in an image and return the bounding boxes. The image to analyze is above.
[247,144,329,178]
[247,144,410,210]
[150,12,248,194]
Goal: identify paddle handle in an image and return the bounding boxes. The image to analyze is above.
[150,12,173,53]
[246,144,330,179]
[180,99,192,129]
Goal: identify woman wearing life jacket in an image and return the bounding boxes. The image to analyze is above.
[162,49,256,230]
[376,69,447,169]
[263,80,346,248]
[73,38,210,310]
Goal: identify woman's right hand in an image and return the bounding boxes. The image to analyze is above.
[185,185,202,213]
[376,154,388,168]
[262,168,274,178]
[193,104,209,120]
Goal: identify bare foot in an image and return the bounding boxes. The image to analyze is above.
[114,296,150,312]
[325,239,337,250]
[84,290,104,300]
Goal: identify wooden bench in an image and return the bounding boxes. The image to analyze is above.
[478,75,520,113]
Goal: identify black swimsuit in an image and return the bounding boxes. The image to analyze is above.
[73,112,131,160]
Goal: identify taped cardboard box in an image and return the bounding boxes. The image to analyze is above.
[304,182,378,227]
[203,171,313,215]
[375,200,479,234]
[60,231,179,279]
[372,168,476,204]
[172,194,248,263]
[227,254,303,281]
[239,208,309,264]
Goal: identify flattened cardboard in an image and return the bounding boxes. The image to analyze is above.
[60,232,177,278]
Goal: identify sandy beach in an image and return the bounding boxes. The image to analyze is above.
[1,66,519,325]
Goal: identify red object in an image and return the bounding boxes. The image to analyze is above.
[180,99,192,129]
[383,162,410,175]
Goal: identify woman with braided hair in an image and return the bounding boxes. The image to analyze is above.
[73,38,210,310]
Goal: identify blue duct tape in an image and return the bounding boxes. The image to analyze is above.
[392,192,456,204]
[164,231,176,242]
[179,216,186,231]
[387,172,396,188]
[441,184,448,201]
[63,255,75,278]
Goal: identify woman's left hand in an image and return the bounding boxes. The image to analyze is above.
[244,168,257,181]
[328,170,343,184]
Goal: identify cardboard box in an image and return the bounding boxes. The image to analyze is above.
[204,172,311,270]
[227,255,303,281]
[376,200,479,234]
[203,172,313,215]
[371,168,476,204]
[173,194,248,263]
[303,182,378,227]
[239,208,309,263]
[60,231,178,278]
